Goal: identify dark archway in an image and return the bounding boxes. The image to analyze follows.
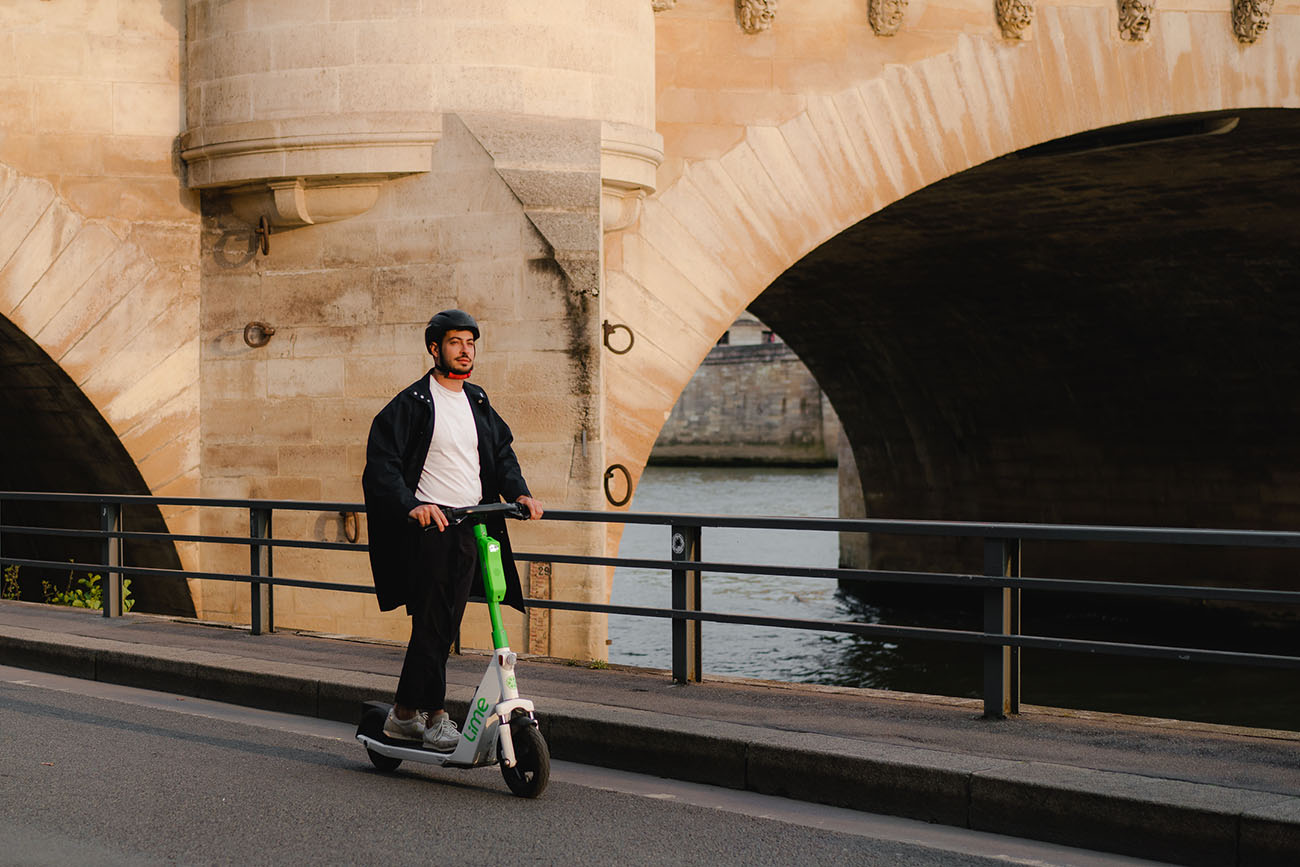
[0,314,193,615]
[752,108,1300,617]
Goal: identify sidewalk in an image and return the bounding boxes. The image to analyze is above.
[1,599,1296,866]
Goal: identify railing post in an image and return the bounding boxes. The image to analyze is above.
[983,537,1021,718]
[101,502,123,617]
[250,507,274,635]
[526,560,553,656]
[671,524,702,684]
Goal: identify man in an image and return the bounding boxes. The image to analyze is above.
[362,309,543,751]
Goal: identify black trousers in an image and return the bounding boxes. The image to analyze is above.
[394,523,479,711]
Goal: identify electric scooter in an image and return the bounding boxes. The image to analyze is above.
[355,501,550,798]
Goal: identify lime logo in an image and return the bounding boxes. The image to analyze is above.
[464,697,490,742]
[489,543,499,554]
[506,675,517,690]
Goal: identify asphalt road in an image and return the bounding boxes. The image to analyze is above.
[0,667,1169,866]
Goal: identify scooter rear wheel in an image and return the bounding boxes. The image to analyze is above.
[359,706,402,772]
[500,720,549,798]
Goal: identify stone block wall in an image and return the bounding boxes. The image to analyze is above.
[196,115,606,652]
[0,1,190,233]
[652,342,841,465]
[9,0,1295,651]
[0,1,653,657]
[0,0,202,605]
[180,1,653,658]
[424,0,654,129]
[608,0,1300,519]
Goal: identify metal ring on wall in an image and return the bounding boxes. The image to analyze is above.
[604,463,633,507]
[243,321,276,348]
[340,511,360,544]
[602,320,634,355]
[255,215,271,256]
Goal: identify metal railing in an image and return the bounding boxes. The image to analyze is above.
[3,491,1300,720]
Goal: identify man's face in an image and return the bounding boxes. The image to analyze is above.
[433,329,476,375]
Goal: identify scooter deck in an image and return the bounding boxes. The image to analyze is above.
[357,732,488,769]
[369,730,455,753]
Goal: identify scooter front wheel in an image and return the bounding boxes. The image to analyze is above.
[500,720,549,798]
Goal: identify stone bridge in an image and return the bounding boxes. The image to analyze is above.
[1,1,1296,657]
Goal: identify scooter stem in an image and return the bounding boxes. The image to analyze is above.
[473,522,510,650]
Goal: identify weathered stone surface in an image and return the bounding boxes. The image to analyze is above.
[1241,797,1300,867]
[2,0,1298,660]
[754,108,1300,602]
[605,2,1300,586]
[971,763,1281,865]
[653,342,840,465]
[748,734,985,826]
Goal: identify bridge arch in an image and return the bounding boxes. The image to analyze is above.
[0,163,198,614]
[605,3,1300,523]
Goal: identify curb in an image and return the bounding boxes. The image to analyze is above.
[2,624,1297,866]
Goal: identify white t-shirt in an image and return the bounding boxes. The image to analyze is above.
[414,377,482,508]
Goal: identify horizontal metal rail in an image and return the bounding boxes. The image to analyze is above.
[541,508,1300,549]
[0,523,366,553]
[3,491,1300,722]
[511,551,1300,605]
[0,492,363,512]
[518,597,1300,670]
[6,516,1297,606]
[0,556,374,595]
[9,494,1300,548]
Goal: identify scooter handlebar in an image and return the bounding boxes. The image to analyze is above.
[437,501,530,527]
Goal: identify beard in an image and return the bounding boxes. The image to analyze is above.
[436,354,473,379]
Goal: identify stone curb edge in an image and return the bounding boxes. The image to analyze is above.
[2,626,1297,866]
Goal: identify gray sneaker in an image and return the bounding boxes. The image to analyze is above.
[423,711,460,752]
[382,708,427,741]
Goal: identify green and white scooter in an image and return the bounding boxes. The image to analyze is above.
[355,501,550,798]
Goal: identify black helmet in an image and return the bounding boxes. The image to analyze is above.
[424,309,479,354]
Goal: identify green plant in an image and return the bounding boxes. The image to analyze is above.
[2,564,19,600]
[47,567,134,612]
[563,657,609,670]
[48,572,102,608]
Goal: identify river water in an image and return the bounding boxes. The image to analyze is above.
[609,466,1300,731]
[609,466,844,682]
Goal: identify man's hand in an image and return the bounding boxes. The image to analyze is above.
[515,495,544,520]
[408,503,448,532]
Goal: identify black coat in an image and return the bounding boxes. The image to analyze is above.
[362,372,531,613]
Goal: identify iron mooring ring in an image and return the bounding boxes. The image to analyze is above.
[601,320,634,355]
[340,511,360,544]
[255,215,271,256]
[243,321,276,348]
[604,463,633,507]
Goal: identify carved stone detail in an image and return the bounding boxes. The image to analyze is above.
[601,121,665,233]
[1232,0,1274,44]
[996,0,1034,39]
[651,0,677,11]
[181,123,436,231]
[1117,0,1154,42]
[737,0,777,34]
[868,0,908,36]
[228,179,384,229]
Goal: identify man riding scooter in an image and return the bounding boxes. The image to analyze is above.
[361,309,543,752]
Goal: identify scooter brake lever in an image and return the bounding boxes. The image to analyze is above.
[408,506,465,531]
